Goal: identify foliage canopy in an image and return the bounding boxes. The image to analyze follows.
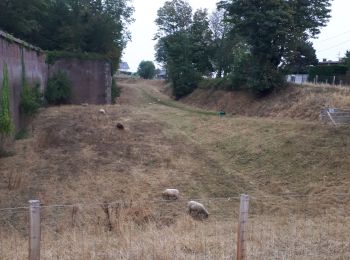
[218,0,331,93]
[137,61,156,79]
[0,0,134,64]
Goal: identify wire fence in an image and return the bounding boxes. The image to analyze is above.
[1,194,350,259]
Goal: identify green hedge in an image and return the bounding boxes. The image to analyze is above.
[309,65,348,79]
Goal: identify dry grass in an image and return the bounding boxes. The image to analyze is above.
[1,199,350,259]
[182,83,350,121]
[1,79,350,259]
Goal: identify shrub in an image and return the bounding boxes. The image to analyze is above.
[15,128,28,140]
[0,64,14,136]
[198,77,232,90]
[20,83,42,116]
[0,64,14,154]
[45,72,72,105]
[137,61,156,79]
[111,78,121,104]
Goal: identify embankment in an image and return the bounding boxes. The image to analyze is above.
[181,84,350,121]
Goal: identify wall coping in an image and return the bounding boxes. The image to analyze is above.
[0,30,42,52]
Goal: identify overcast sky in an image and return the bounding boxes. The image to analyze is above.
[123,0,350,72]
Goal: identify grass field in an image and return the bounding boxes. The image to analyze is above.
[0,79,349,259]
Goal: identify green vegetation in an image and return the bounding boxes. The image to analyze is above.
[45,72,72,105]
[20,83,42,117]
[20,50,42,117]
[219,0,331,94]
[344,50,350,68]
[0,0,134,70]
[309,65,348,83]
[15,128,29,140]
[0,64,14,154]
[111,78,121,104]
[155,0,331,97]
[198,77,231,90]
[137,61,156,79]
[155,1,209,99]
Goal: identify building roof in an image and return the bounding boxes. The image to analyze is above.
[119,61,130,71]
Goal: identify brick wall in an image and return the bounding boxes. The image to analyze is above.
[0,31,112,132]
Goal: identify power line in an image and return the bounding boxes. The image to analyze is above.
[316,29,350,43]
[317,39,350,53]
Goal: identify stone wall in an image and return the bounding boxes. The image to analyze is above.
[49,59,112,105]
[0,31,112,132]
[0,32,47,130]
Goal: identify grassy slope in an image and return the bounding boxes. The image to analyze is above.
[181,84,350,120]
[1,80,350,259]
[0,80,349,209]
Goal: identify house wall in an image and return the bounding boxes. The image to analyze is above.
[0,31,112,132]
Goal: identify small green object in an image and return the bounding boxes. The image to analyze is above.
[219,111,226,117]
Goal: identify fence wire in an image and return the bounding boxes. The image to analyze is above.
[1,195,350,259]
[0,197,240,260]
[247,194,350,259]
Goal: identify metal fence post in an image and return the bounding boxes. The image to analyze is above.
[29,200,41,260]
[236,194,250,260]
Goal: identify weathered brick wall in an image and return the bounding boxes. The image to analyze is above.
[0,31,112,132]
[49,59,112,105]
[0,34,48,130]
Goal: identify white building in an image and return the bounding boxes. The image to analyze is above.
[286,74,309,85]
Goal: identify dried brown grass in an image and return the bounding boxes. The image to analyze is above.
[182,84,350,120]
[1,80,350,259]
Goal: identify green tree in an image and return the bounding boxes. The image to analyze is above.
[0,65,14,152]
[344,51,350,68]
[0,0,48,43]
[283,41,318,74]
[0,0,134,68]
[209,9,234,78]
[137,61,156,79]
[155,0,202,98]
[219,0,331,94]
[190,9,213,76]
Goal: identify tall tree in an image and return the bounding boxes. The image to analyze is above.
[155,0,201,99]
[209,9,234,78]
[283,41,318,74]
[0,0,134,64]
[138,61,156,79]
[218,0,331,93]
[0,0,48,43]
[190,9,213,76]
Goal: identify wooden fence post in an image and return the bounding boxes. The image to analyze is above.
[236,194,250,260]
[29,200,41,260]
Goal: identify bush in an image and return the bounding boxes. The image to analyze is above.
[20,83,42,116]
[111,78,121,104]
[0,64,13,137]
[198,77,232,90]
[137,61,156,79]
[0,64,14,155]
[45,72,72,105]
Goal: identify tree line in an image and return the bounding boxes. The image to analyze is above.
[0,0,134,63]
[155,0,332,98]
